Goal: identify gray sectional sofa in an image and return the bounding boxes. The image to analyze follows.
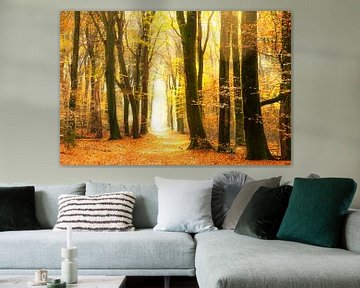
[0,181,360,288]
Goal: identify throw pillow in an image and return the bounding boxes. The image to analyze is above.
[153,177,217,233]
[277,178,357,247]
[212,171,249,228]
[222,176,281,230]
[53,192,136,231]
[0,186,41,231]
[234,185,293,239]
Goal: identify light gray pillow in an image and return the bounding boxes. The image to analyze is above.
[0,183,85,228]
[222,177,281,230]
[153,177,217,233]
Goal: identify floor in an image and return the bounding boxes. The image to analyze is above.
[126,276,199,288]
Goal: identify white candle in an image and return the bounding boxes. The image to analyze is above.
[67,225,72,249]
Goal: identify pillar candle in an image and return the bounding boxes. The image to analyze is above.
[67,225,72,249]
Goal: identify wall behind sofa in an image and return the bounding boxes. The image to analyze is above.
[0,0,359,208]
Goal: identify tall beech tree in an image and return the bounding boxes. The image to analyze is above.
[100,12,121,140]
[85,24,103,138]
[279,11,291,160]
[69,11,80,112]
[197,11,214,115]
[115,11,140,139]
[66,10,81,140]
[241,11,273,159]
[166,40,186,134]
[176,11,212,149]
[217,11,232,152]
[140,11,155,135]
[232,11,245,146]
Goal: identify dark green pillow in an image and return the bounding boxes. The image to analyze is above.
[0,186,41,231]
[235,185,292,239]
[277,178,357,247]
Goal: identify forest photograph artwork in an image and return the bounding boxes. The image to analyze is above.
[60,11,291,165]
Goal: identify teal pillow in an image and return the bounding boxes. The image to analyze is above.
[277,178,357,247]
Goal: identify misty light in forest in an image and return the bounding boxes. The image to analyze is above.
[151,79,168,134]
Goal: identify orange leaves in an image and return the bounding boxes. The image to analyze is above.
[60,131,290,166]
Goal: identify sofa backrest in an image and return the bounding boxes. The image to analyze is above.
[86,181,158,229]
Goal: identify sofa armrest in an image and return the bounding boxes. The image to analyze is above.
[342,209,360,253]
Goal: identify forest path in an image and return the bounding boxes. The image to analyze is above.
[141,130,189,154]
[60,130,290,166]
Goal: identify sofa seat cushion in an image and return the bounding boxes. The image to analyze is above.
[0,229,195,270]
[195,230,360,288]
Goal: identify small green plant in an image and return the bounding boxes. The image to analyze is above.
[61,116,77,149]
[63,126,77,149]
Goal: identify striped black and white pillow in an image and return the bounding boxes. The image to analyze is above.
[53,192,136,231]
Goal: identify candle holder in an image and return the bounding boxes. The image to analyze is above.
[61,247,78,284]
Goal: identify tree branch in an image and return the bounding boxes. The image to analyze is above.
[260,94,287,106]
[169,12,181,37]
[89,12,105,45]
[124,29,136,57]
[148,24,162,63]
[176,11,186,37]
[99,12,108,27]
[202,11,214,55]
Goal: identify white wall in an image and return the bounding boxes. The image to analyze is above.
[0,0,359,208]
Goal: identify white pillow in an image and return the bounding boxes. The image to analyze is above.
[53,192,135,232]
[153,177,217,233]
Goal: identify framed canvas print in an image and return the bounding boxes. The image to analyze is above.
[60,11,291,165]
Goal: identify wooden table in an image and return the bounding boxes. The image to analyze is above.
[0,275,126,288]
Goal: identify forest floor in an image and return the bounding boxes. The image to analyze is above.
[60,130,291,166]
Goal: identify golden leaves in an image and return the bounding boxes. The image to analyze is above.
[60,131,290,166]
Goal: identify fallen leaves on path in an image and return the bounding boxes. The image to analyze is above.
[60,131,290,166]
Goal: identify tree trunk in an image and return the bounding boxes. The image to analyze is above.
[86,26,103,139]
[279,11,291,160]
[103,12,121,140]
[241,11,273,160]
[197,11,204,115]
[115,12,140,139]
[92,82,103,138]
[140,11,155,135]
[124,95,130,136]
[232,12,245,146]
[134,33,142,133]
[176,77,185,134]
[218,11,232,152]
[197,11,214,117]
[175,42,185,134]
[66,10,81,141]
[69,11,80,112]
[176,11,212,150]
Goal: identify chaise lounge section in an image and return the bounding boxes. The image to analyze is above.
[195,214,360,288]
